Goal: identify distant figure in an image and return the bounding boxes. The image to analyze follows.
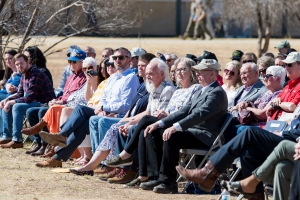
[192,1,213,40]
[275,40,291,56]
[182,0,202,39]
[230,50,244,62]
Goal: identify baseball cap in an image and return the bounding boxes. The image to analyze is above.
[185,54,198,62]
[192,59,220,71]
[282,52,300,64]
[67,49,86,61]
[231,50,244,61]
[67,45,81,54]
[130,47,146,57]
[196,51,218,62]
[275,40,290,49]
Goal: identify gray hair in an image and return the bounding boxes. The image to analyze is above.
[266,65,286,87]
[243,62,259,71]
[84,46,96,53]
[165,52,178,60]
[174,57,197,87]
[149,58,172,83]
[257,56,275,68]
[82,57,98,68]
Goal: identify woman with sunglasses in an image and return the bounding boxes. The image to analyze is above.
[236,65,286,134]
[222,61,242,110]
[257,55,275,79]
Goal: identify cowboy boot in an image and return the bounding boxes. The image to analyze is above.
[25,142,42,154]
[22,119,47,135]
[40,145,55,158]
[31,143,47,156]
[176,160,220,192]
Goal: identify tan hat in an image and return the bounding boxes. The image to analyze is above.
[275,40,290,49]
[282,52,300,64]
[192,59,220,71]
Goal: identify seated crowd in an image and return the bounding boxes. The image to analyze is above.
[0,40,300,199]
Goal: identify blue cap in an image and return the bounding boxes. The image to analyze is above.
[67,49,86,61]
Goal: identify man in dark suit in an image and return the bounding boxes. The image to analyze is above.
[134,59,228,193]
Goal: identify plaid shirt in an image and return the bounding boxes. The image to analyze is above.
[8,66,55,103]
[58,69,86,104]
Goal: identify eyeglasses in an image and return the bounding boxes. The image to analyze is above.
[105,62,115,67]
[82,66,94,72]
[166,59,175,62]
[240,70,254,76]
[176,68,187,73]
[262,74,273,79]
[224,69,235,76]
[112,55,129,61]
[68,60,78,64]
[242,60,254,63]
[259,68,267,74]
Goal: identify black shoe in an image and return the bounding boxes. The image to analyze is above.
[153,183,178,194]
[25,143,41,154]
[139,180,162,190]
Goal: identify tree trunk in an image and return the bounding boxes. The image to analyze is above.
[261,4,271,54]
[256,3,263,57]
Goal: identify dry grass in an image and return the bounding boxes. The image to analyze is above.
[1,37,292,199]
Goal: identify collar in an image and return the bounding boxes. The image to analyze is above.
[288,77,300,89]
[73,69,83,76]
[25,65,35,76]
[152,80,173,98]
[115,67,133,78]
[244,80,259,91]
[201,80,216,93]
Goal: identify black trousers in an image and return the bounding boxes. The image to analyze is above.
[289,160,300,200]
[147,125,208,183]
[209,127,284,193]
[124,115,159,177]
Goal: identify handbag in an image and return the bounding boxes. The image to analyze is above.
[237,102,258,125]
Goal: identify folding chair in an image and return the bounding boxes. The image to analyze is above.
[177,113,233,193]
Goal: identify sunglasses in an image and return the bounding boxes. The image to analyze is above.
[82,66,94,72]
[224,69,235,76]
[262,74,273,79]
[259,69,267,74]
[285,63,294,68]
[242,60,254,63]
[105,62,115,67]
[68,60,79,64]
[112,55,129,61]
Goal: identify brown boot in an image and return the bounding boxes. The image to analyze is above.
[175,160,220,192]
[0,139,12,145]
[98,167,120,181]
[31,143,47,156]
[22,119,47,135]
[41,145,55,158]
[35,158,62,168]
[25,143,42,154]
[1,141,23,149]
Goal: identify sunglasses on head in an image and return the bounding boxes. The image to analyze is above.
[105,62,115,67]
[112,55,129,61]
[242,60,254,63]
[68,60,79,64]
[82,66,94,72]
[224,69,235,76]
[262,74,273,79]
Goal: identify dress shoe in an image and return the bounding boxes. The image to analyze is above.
[22,119,47,135]
[176,160,220,192]
[107,169,137,184]
[94,165,114,175]
[31,143,47,156]
[1,141,23,149]
[25,143,42,154]
[40,145,55,158]
[39,131,66,147]
[140,180,162,190]
[153,183,178,194]
[98,167,120,181]
[35,158,62,168]
[0,139,12,145]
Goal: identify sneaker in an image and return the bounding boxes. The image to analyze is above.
[104,155,133,167]
[124,177,147,188]
[107,169,137,184]
[98,167,120,181]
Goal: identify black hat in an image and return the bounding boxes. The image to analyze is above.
[185,54,198,62]
[231,50,244,61]
[196,50,218,62]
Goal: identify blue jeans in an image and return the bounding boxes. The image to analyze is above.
[89,116,121,153]
[26,107,49,143]
[52,105,94,161]
[236,125,259,134]
[2,102,40,142]
[0,93,8,138]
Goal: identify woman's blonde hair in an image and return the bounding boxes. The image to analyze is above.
[225,60,242,89]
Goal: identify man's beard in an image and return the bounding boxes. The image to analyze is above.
[145,80,156,93]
